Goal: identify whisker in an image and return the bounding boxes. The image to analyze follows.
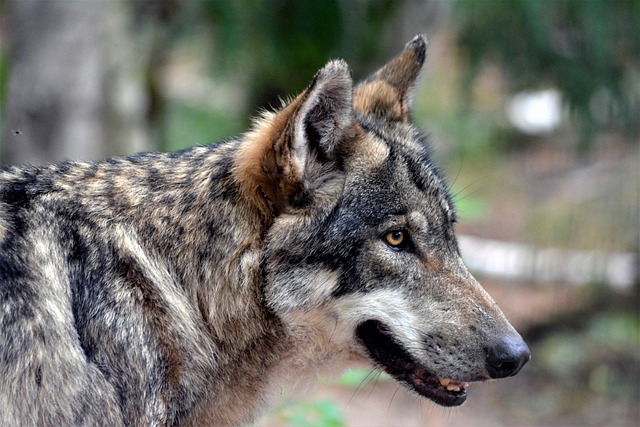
[387,386,402,419]
[365,370,383,402]
[454,183,486,203]
[451,177,484,202]
[447,155,465,193]
[343,368,378,412]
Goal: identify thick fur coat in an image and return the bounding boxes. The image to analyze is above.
[0,35,529,426]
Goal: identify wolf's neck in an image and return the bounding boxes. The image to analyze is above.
[116,143,273,338]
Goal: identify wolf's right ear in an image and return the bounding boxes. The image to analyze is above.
[354,34,427,123]
[234,60,354,222]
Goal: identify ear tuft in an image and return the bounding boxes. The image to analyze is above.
[404,34,428,65]
[354,34,428,123]
[300,60,353,158]
[314,59,352,86]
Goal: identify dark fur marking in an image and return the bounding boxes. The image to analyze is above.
[0,180,34,236]
[34,366,42,387]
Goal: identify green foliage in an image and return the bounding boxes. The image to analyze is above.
[536,312,640,397]
[443,111,503,159]
[587,312,640,354]
[273,400,345,427]
[264,369,391,426]
[335,368,375,389]
[452,190,488,223]
[329,368,389,389]
[198,0,401,112]
[163,101,243,151]
[455,0,640,150]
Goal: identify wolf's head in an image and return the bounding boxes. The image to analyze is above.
[235,34,530,407]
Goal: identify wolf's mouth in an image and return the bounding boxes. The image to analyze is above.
[356,319,469,407]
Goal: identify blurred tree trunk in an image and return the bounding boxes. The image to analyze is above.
[2,0,157,166]
[3,0,109,165]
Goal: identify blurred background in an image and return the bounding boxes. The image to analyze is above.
[0,0,638,425]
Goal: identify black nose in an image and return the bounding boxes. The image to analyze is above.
[486,335,531,379]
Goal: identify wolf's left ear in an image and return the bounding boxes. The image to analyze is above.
[277,59,353,207]
[290,59,354,166]
[354,34,427,123]
[235,60,353,220]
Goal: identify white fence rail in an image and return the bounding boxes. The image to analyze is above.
[458,235,638,291]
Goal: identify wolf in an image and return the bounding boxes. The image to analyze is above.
[0,34,529,426]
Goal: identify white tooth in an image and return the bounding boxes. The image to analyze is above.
[439,378,450,386]
[446,384,460,392]
[463,382,469,388]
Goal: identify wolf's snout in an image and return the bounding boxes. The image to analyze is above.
[485,335,531,379]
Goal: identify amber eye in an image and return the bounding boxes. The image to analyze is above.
[384,230,405,248]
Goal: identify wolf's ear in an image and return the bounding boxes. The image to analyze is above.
[235,60,353,220]
[354,34,427,123]
[289,59,354,169]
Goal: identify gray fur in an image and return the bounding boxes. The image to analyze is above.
[0,34,528,426]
